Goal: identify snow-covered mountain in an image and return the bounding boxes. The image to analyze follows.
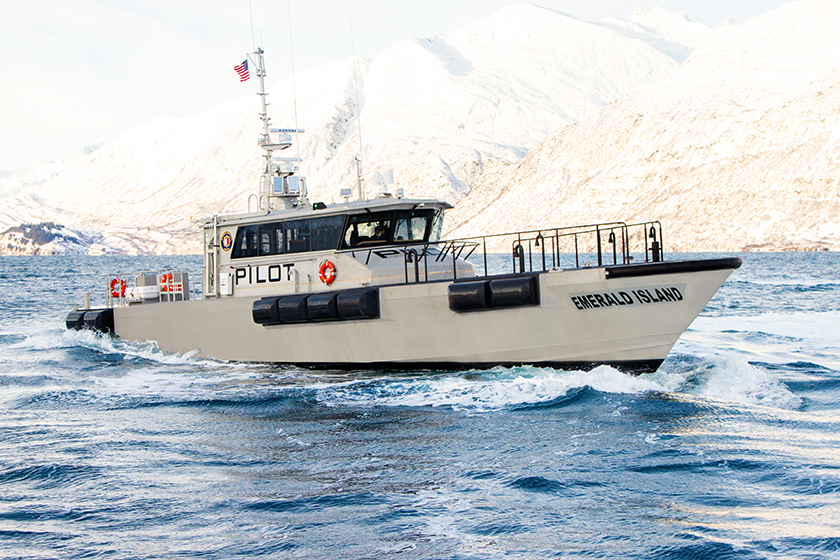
[0,223,116,256]
[0,4,707,255]
[446,0,840,252]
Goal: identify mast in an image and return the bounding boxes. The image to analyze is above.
[248,49,307,211]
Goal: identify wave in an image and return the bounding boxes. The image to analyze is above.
[9,328,220,367]
[313,365,670,412]
[661,354,802,410]
[733,278,840,288]
[316,357,802,412]
[691,310,840,340]
[681,310,840,369]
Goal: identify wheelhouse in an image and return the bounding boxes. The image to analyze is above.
[229,204,446,259]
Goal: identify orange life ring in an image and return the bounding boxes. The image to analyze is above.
[110,278,126,298]
[160,273,173,292]
[319,260,336,285]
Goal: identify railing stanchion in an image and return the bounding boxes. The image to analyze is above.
[452,247,457,280]
[596,226,602,267]
[528,239,533,272]
[483,237,488,277]
[622,225,629,264]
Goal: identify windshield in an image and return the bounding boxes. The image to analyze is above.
[341,209,443,249]
[342,212,393,249]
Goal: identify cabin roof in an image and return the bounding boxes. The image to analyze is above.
[202,197,452,229]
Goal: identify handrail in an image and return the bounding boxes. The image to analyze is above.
[334,220,664,285]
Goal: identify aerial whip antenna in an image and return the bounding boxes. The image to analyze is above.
[248,0,257,52]
[349,8,365,200]
[288,3,301,163]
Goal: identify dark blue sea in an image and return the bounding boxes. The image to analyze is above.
[1,253,839,559]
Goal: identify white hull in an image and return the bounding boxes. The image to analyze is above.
[110,260,737,373]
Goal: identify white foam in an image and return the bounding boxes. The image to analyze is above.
[4,322,806,413]
[10,327,223,368]
[314,355,804,412]
[317,366,674,412]
[669,354,802,410]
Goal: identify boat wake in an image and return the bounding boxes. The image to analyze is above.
[2,322,802,414]
[314,356,801,412]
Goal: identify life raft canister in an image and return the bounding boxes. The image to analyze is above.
[319,260,336,285]
[110,278,126,298]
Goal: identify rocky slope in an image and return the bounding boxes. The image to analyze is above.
[447,0,840,252]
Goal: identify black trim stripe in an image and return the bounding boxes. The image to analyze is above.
[261,359,664,376]
[605,257,742,279]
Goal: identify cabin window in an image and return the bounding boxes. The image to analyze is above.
[231,215,346,259]
[256,222,284,255]
[260,229,272,255]
[311,214,345,251]
[342,212,393,248]
[232,226,259,258]
[284,219,310,253]
[430,211,444,242]
[274,224,285,254]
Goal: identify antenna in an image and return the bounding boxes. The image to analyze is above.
[349,8,365,200]
[287,2,301,164]
[248,0,257,52]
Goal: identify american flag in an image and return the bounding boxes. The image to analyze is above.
[234,60,249,82]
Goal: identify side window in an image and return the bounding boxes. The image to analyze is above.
[232,226,259,258]
[310,215,345,251]
[255,222,287,256]
[274,225,285,255]
[259,225,272,255]
[284,219,311,253]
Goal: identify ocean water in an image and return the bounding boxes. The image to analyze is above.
[1,252,839,559]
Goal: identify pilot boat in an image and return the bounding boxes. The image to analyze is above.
[66,49,741,373]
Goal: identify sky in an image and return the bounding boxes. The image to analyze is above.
[0,0,791,172]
